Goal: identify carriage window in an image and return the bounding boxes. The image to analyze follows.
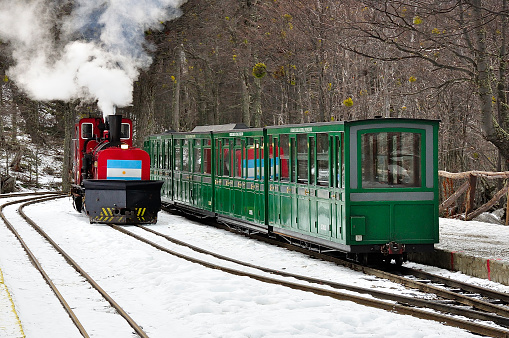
[182,140,190,172]
[254,140,260,180]
[273,138,279,180]
[233,138,242,178]
[223,139,230,176]
[297,134,308,184]
[361,132,421,188]
[310,137,315,184]
[335,134,345,188]
[268,136,274,180]
[174,143,181,171]
[244,138,254,179]
[316,133,329,186]
[161,141,166,169]
[166,140,171,170]
[215,140,220,175]
[203,140,211,174]
[280,135,289,181]
[81,123,93,139]
[290,138,296,182]
[157,142,161,168]
[258,138,264,179]
[193,140,201,173]
[120,123,130,139]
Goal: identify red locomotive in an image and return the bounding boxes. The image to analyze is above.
[71,114,163,224]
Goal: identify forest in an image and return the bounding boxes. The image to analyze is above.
[0,0,507,202]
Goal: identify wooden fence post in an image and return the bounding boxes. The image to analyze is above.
[506,189,509,226]
[466,174,477,215]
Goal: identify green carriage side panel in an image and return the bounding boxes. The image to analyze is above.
[266,122,347,247]
[145,132,174,204]
[172,131,214,213]
[212,127,265,225]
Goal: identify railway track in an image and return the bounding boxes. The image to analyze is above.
[0,192,148,338]
[111,218,509,337]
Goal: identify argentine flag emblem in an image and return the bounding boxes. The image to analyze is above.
[107,160,142,180]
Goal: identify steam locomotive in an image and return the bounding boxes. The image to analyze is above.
[71,114,163,224]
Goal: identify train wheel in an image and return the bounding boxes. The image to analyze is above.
[394,255,404,266]
[73,195,83,213]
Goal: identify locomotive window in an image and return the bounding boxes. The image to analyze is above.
[81,123,93,139]
[120,123,130,139]
[280,135,290,182]
[361,132,422,188]
[316,133,329,186]
[296,134,308,184]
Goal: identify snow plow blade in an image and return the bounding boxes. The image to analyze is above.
[83,180,164,224]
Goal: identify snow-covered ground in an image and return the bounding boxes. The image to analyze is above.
[0,195,502,337]
[435,217,509,263]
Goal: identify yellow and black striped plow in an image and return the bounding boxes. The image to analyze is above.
[91,207,151,224]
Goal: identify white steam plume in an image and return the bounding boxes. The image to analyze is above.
[0,0,186,116]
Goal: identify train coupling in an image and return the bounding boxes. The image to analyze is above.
[381,242,405,255]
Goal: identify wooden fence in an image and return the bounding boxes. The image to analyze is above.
[439,171,509,225]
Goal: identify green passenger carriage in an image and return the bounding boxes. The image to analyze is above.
[146,118,439,263]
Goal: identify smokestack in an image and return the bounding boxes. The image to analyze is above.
[108,114,122,145]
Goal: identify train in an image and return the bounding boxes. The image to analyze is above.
[145,118,440,264]
[71,114,163,224]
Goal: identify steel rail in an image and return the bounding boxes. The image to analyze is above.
[398,265,509,304]
[17,196,149,338]
[162,206,509,318]
[137,224,509,327]
[0,191,61,199]
[220,221,509,317]
[0,193,90,338]
[112,224,509,337]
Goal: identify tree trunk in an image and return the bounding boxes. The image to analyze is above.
[252,77,262,127]
[241,69,251,126]
[61,103,74,193]
[497,0,509,170]
[173,45,183,131]
[473,0,509,161]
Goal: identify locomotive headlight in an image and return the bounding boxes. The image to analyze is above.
[121,144,129,150]
[355,235,363,242]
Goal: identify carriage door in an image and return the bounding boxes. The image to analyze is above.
[215,138,232,215]
[296,133,311,232]
[331,133,345,241]
[315,133,332,237]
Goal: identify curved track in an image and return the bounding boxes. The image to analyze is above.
[111,221,509,337]
[0,193,148,338]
